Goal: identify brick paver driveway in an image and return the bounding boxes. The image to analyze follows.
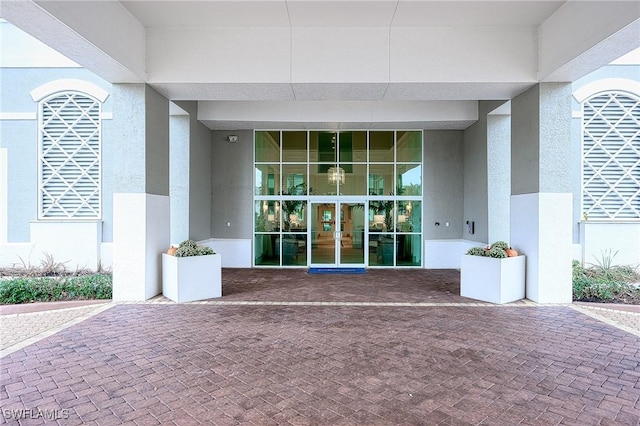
[1,269,639,425]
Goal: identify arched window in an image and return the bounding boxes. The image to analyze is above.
[37,90,102,219]
[581,90,640,220]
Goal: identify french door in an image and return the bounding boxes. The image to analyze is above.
[309,201,366,267]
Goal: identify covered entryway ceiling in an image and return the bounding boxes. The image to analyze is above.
[1,1,638,129]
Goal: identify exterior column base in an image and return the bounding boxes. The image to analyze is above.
[511,193,573,303]
[113,193,169,301]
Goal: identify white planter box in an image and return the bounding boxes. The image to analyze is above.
[162,253,222,302]
[460,255,526,304]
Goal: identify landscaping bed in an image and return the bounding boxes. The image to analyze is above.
[572,260,640,305]
[0,262,112,304]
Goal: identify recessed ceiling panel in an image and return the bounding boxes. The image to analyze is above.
[121,0,290,27]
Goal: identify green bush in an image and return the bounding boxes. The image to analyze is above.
[0,274,112,304]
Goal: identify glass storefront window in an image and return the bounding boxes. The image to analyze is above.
[369,131,394,162]
[255,130,423,268]
[339,131,367,163]
[397,200,421,232]
[255,164,280,196]
[396,131,422,162]
[281,200,307,232]
[282,164,307,194]
[310,131,336,163]
[396,234,421,266]
[282,131,307,162]
[255,131,280,162]
[255,233,280,265]
[397,164,421,195]
[339,164,366,196]
[310,163,338,196]
[369,234,394,266]
[368,164,394,195]
[282,233,307,266]
[255,200,281,232]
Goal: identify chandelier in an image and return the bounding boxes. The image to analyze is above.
[327,166,345,184]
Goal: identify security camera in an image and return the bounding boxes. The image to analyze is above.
[226,135,238,143]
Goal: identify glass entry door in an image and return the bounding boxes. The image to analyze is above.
[310,201,366,267]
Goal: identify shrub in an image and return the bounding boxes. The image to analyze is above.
[0,274,112,304]
[487,246,507,259]
[490,241,509,251]
[174,239,215,257]
[466,247,486,256]
[572,259,640,302]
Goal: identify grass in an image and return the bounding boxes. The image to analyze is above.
[572,254,640,304]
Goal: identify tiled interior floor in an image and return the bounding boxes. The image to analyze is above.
[1,269,639,425]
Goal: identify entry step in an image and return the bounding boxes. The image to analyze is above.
[308,267,366,274]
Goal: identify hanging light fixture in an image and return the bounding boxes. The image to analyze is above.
[327,166,345,184]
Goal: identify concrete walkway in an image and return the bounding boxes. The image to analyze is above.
[1,269,639,425]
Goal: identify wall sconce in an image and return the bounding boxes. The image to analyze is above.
[226,135,238,143]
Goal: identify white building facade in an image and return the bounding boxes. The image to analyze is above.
[0,1,639,303]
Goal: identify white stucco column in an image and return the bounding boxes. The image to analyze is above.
[510,83,573,303]
[112,84,170,301]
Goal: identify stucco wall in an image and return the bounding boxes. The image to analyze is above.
[211,130,253,239]
[169,112,190,243]
[422,130,464,240]
[511,86,541,195]
[144,86,170,196]
[178,101,212,242]
[463,100,504,244]
[0,68,113,242]
[487,112,511,243]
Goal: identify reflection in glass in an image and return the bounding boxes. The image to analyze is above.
[368,164,393,195]
[341,131,367,162]
[396,234,421,266]
[254,164,280,196]
[255,200,280,232]
[282,233,307,266]
[255,131,280,162]
[397,201,421,232]
[281,200,306,232]
[282,131,307,162]
[310,131,336,163]
[310,163,337,195]
[255,233,280,265]
[397,164,421,195]
[369,131,394,162]
[396,131,422,162]
[339,163,366,196]
[282,164,307,194]
[369,234,394,266]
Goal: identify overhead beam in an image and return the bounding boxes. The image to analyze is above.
[0,0,146,82]
[538,1,640,81]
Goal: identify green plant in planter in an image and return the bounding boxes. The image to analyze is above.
[174,240,215,257]
[466,241,512,258]
[466,247,486,257]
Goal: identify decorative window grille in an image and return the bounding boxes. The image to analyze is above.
[582,91,640,220]
[38,91,101,219]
